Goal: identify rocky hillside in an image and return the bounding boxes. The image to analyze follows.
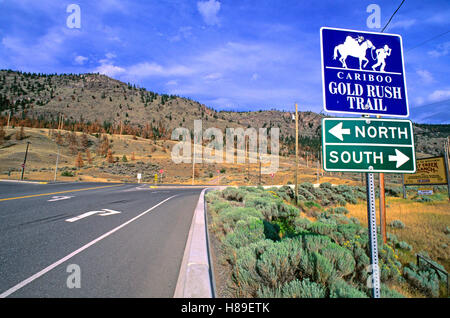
[0,69,447,156]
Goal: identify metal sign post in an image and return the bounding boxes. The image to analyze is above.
[366,172,381,298]
[320,26,413,298]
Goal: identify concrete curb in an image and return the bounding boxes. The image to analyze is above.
[0,179,48,184]
[174,188,214,298]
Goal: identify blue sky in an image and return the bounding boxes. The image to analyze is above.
[0,0,449,123]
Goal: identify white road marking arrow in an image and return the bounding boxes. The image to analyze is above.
[388,149,410,168]
[48,196,73,202]
[65,209,121,222]
[329,122,351,141]
[98,209,121,216]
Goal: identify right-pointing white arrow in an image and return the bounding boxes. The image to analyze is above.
[329,122,351,141]
[389,149,410,168]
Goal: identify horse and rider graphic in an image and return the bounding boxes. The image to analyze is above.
[333,35,391,72]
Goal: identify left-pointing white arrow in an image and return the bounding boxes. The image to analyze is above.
[329,122,351,141]
[388,149,410,168]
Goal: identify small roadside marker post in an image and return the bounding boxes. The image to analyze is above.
[137,173,142,184]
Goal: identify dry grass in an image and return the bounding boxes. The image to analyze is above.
[0,126,368,186]
[346,195,450,272]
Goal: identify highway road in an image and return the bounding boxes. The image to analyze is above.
[0,181,206,297]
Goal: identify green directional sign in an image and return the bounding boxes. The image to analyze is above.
[322,118,416,173]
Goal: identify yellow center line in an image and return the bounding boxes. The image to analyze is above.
[0,184,124,202]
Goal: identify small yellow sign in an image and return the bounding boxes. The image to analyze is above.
[404,156,448,186]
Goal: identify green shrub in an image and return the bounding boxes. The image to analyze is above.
[293,217,312,233]
[244,195,280,222]
[415,196,432,203]
[333,207,350,214]
[310,252,335,284]
[388,220,405,229]
[210,201,231,214]
[321,243,356,277]
[256,237,305,289]
[303,234,332,252]
[309,222,335,236]
[257,278,326,298]
[385,186,402,197]
[396,241,412,251]
[319,182,332,190]
[61,171,74,177]
[329,279,368,298]
[380,284,404,298]
[222,187,245,202]
[218,207,262,234]
[231,237,305,296]
[403,265,440,297]
[222,217,265,251]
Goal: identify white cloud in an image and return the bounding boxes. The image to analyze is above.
[416,69,434,84]
[166,80,178,86]
[251,73,259,81]
[387,18,416,30]
[428,41,450,58]
[428,89,450,102]
[94,63,125,77]
[74,55,88,65]
[197,0,221,26]
[127,62,194,78]
[105,52,116,60]
[204,72,222,80]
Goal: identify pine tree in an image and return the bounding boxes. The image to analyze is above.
[106,149,114,163]
[97,135,109,157]
[54,131,64,146]
[81,133,89,150]
[75,152,84,168]
[86,148,93,164]
[0,124,5,145]
[15,126,25,140]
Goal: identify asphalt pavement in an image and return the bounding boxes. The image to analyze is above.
[0,181,206,297]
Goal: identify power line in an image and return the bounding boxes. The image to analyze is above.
[381,0,406,32]
[405,30,450,52]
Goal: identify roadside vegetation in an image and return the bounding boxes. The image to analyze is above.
[206,184,449,298]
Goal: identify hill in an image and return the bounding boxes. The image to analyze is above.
[0,69,448,157]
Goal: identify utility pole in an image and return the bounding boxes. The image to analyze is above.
[317,152,320,184]
[259,153,262,185]
[192,141,195,185]
[295,103,299,204]
[54,143,60,182]
[7,111,11,129]
[21,142,31,180]
[247,138,250,184]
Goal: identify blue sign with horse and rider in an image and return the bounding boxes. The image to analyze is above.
[320,27,409,117]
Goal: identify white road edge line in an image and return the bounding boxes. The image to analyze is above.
[0,195,177,298]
